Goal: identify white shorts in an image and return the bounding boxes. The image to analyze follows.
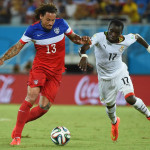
[98,69,134,106]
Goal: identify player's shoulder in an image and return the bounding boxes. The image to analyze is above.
[124,33,136,38]
[123,33,136,41]
[92,32,104,38]
[55,18,67,25]
[26,21,40,30]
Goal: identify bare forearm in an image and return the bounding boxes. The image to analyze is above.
[136,34,149,48]
[67,33,91,45]
[80,44,90,54]
[69,34,82,44]
[2,42,24,61]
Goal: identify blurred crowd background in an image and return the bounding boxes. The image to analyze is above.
[1,0,150,74]
[1,0,150,25]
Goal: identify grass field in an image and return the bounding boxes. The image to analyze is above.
[0,104,150,150]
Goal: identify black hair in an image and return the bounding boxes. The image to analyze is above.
[35,3,58,20]
[108,19,124,30]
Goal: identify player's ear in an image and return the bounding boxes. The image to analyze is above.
[40,14,43,20]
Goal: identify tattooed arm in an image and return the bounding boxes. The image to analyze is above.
[0,41,25,65]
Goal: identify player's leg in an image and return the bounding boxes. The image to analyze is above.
[98,77,120,141]
[106,103,120,141]
[26,95,52,123]
[106,104,117,124]
[118,68,150,119]
[10,86,40,145]
[125,95,150,118]
[26,74,60,123]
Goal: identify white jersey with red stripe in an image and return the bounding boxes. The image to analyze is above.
[20,18,73,74]
[90,32,137,79]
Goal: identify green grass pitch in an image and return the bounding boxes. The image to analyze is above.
[0,104,150,150]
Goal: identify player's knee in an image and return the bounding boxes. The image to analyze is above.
[106,103,115,109]
[125,95,136,105]
[26,91,39,104]
[39,101,51,110]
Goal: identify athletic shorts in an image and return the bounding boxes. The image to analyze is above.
[98,68,134,106]
[28,68,62,103]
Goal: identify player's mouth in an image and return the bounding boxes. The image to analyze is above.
[46,25,52,29]
[108,35,117,41]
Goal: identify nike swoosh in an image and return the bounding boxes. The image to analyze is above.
[19,110,25,112]
[37,34,43,36]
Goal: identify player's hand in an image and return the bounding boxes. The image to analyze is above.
[81,36,91,45]
[78,57,88,71]
[0,58,4,65]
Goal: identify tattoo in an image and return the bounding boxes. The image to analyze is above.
[39,102,50,110]
[2,41,24,61]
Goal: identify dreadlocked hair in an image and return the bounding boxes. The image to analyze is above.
[35,3,58,20]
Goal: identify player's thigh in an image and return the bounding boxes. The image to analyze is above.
[41,76,61,103]
[28,69,46,87]
[117,70,134,97]
[98,78,117,106]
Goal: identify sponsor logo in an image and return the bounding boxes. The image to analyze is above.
[103,44,106,49]
[75,76,100,105]
[54,27,60,34]
[0,75,14,103]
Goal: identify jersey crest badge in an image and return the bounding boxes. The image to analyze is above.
[119,46,124,52]
[34,80,38,85]
[54,27,60,34]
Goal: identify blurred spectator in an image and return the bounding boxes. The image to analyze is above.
[25,0,36,24]
[73,0,86,4]
[112,0,123,16]
[57,0,67,19]
[65,0,77,19]
[0,0,11,24]
[10,0,24,25]
[86,0,98,19]
[34,0,45,8]
[122,0,140,23]
[100,0,113,15]
[134,0,150,22]
[143,2,150,23]
[74,3,88,19]
[13,64,20,73]
[23,61,32,74]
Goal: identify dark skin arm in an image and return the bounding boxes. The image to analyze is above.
[135,34,149,48]
[78,44,90,71]
[0,41,24,65]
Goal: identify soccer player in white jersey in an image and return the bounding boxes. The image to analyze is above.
[78,19,150,141]
[0,3,91,145]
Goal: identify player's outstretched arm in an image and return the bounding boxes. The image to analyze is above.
[78,44,90,71]
[0,41,25,65]
[135,34,150,53]
[67,32,91,45]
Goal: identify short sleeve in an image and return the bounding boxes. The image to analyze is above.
[90,33,99,48]
[126,33,137,46]
[20,25,33,44]
[62,19,73,35]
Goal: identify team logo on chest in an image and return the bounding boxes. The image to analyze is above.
[54,27,60,34]
[119,46,125,52]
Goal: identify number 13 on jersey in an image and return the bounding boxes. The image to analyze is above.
[46,44,56,54]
